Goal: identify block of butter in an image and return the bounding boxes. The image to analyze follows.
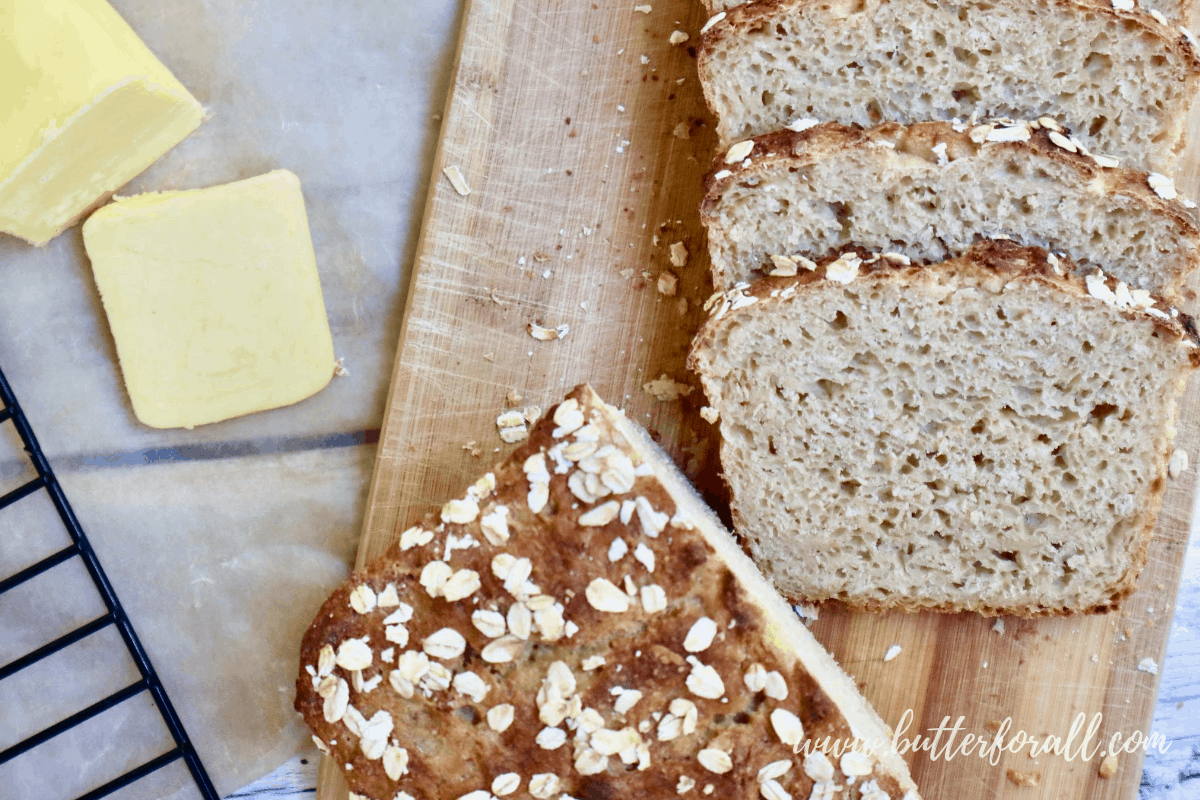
[82,171,337,429]
[1,0,205,246]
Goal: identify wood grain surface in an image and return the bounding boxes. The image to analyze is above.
[316,1,1200,798]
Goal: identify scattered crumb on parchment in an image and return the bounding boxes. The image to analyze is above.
[333,358,350,378]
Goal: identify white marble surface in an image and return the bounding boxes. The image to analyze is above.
[2,1,1198,799]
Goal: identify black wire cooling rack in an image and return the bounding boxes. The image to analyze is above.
[0,365,218,800]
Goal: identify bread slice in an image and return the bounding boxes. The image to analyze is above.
[698,0,1194,24]
[702,121,1200,296]
[697,0,1200,174]
[689,242,1199,616]
[294,386,921,800]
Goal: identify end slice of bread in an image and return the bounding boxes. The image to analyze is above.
[295,386,921,800]
[702,121,1200,296]
[697,0,1200,174]
[689,242,1199,616]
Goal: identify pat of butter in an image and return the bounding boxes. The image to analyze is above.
[82,170,336,429]
[0,0,205,246]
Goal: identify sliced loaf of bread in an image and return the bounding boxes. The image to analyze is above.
[697,0,1200,174]
[295,386,922,800]
[688,242,1199,616]
[702,120,1200,295]
[699,0,1194,24]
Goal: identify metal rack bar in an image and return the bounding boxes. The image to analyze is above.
[0,613,112,681]
[0,365,219,800]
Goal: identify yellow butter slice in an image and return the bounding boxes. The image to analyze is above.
[0,0,205,245]
[82,170,337,429]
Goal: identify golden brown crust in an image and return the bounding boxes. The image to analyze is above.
[700,0,1200,69]
[294,387,915,800]
[696,0,1200,165]
[700,120,1200,298]
[691,240,1200,357]
[688,242,1199,617]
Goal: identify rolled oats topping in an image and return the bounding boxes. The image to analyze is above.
[491,773,520,796]
[349,584,377,614]
[771,708,805,746]
[757,760,792,783]
[697,747,733,774]
[804,751,836,783]
[640,583,668,613]
[579,500,621,526]
[760,779,791,800]
[399,525,434,551]
[685,656,726,699]
[586,578,631,612]
[528,774,560,799]
[295,387,912,800]
[487,703,515,733]
[422,628,467,660]
[683,617,718,652]
[336,638,373,671]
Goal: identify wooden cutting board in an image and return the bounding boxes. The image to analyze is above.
[317,1,1200,797]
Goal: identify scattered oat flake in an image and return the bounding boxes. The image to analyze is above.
[670,242,689,267]
[442,165,471,196]
[1137,657,1158,675]
[1169,448,1189,478]
[701,11,726,34]
[725,140,754,164]
[643,374,693,401]
[528,321,569,341]
[883,644,902,662]
[1149,172,1178,200]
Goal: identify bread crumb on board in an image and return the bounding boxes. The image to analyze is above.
[442,165,471,196]
[1006,769,1041,787]
[883,644,902,662]
[1099,754,1119,779]
[992,618,1006,635]
[642,374,693,401]
[658,271,678,296]
[670,242,689,267]
[1136,657,1159,675]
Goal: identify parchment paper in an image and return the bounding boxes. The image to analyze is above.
[0,0,464,796]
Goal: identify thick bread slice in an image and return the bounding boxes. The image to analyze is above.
[294,386,921,800]
[699,0,1194,24]
[697,0,1200,174]
[689,242,1200,616]
[703,121,1200,296]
